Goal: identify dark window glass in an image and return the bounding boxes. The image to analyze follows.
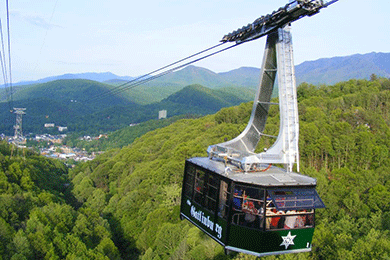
[205,174,218,212]
[218,180,230,219]
[193,169,206,206]
[183,164,195,198]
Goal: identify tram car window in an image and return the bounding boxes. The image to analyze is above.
[193,168,206,206]
[205,174,218,212]
[231,184,265,230]
[183,163,195,199]
[218,180,230,219]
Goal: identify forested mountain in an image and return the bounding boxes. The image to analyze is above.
[295,52,390,85]
[2,77,388,259]
[151,66,229,88]
[1,52,389,135]
[0,79,134,135]
[0,81,253,135]
[218,67,260,88]
[3,72,134,88]
[74,84,252,134]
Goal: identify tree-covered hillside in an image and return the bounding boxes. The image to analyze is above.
[1,77,390,259]
[63,114,202,152]
[0,81,252,135]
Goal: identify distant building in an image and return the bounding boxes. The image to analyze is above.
[44,123,55,128]
[159,110,167,119]
[58,126,68,132]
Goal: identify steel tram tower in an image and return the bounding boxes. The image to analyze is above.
[13,108,26,144]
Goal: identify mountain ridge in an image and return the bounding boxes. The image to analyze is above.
[5,52,390,89]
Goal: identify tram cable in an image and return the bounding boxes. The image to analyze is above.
[0,19,10,96]
[33,0,59,74]
[87,42,227,103]
[86,42,229,103]
[0,2,13,113]
[5,0,13,110]
[86,41,241,104]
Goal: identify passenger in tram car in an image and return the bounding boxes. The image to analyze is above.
[265,196,278,229]
[242,199,258,228]
[232,186,267,229]
[256,200,265,228]
[296,210,307,228]
[305,211,314,227]
[233,189,243,210]
[244,211,257,227]
[284,210,297,229]
[266,208,284,229]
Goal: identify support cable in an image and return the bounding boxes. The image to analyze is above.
[86,42,227,103]
[5,0,13,109]
[0,19,12,112]
[33,0,59,73]
[0,19,10,99]
[87,42,240,103]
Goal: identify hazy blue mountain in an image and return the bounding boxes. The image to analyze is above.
[152,65,229,88]
[295,52,390,85]
[217,52,390,86]
[3,72,134,88]
[219,67,260,89]
[6,52,390,91]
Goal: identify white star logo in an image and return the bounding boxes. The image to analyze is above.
[280,231,296,249]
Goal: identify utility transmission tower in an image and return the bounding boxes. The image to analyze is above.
[13,108,26,145]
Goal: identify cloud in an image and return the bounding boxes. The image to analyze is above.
[11,10,61,30]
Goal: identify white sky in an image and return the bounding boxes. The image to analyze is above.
[1,0,389,82]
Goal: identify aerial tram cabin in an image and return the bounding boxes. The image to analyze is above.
[180,158,325,256]
[180,0,335,257]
